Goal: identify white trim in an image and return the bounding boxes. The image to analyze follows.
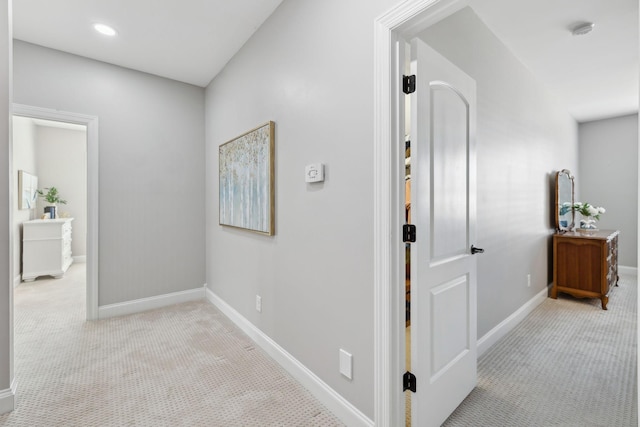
[206,288,374,427]
[373,1,468,425]
[12,104,99,320]
[72,255,87,263]
[98,286,205,319]
[373,12,401,427]
[13,274,20,288]
[619,265,637,276]
[0,379,16,414]
[477,286,548,357]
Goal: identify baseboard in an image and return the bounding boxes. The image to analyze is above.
[619,265,637,276]
[13,274,21,288]
[72,255,87,263]
[98,285,206,319]
[477,286,549,357]
[205,287,374,427]
[0,379,16,414]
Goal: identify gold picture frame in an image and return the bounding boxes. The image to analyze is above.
[219,121,275,235]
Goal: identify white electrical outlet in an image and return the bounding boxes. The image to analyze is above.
[339,349,353,380]
[527,274,531,287]
[256,295,262,312]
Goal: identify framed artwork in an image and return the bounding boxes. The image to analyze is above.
[18,170,38,210]
[219,121,275,235]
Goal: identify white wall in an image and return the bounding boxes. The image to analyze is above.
[0,0,12,413]
[206,0,398,418]
[419,7,579,337]
[13,40,206,306]
[34,124,87,259]
[11,116,36,284]
[578,114,638,267]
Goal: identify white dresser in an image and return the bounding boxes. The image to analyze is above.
[22,218,74,282]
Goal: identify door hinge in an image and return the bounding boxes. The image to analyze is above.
[403,75,416,94]
[403,224,416,243]
[403,371,417,393]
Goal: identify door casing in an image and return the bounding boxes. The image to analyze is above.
[373,0,468,425]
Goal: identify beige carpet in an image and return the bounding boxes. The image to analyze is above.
[443,274,638,426]
[0,264,343,426]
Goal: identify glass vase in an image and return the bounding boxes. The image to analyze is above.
[578,217,598,234]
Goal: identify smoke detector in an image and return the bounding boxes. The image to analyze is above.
[571,22,595,36]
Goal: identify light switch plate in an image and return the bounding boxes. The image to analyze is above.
[339,349,352,380]
[305,163,324,183]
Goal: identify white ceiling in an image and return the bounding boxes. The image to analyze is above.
[12,0,639,123]
[13,0,284,88]
[469,0,638,122]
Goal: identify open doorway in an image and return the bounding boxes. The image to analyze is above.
[373,1,474,426]
[13,115,87,275]
[12,114,88,321]
[11,104,99,320]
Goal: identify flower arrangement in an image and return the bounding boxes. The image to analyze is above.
[36,187,67,205]
[559,202,605,230]
[573,202,605,220]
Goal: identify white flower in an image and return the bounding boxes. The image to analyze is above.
[572,201,606,222]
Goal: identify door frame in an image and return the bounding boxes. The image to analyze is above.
[12,104,99,320]
[373,0,468,425]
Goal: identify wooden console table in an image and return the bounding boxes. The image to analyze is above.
[551,229,619,310]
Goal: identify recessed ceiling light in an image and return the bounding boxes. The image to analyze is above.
[571,22,595,36]
[93,23,117,37]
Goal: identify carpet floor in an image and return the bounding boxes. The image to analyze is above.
[443,274,637,426]
[3,266,637,426]
[0,264,343,426]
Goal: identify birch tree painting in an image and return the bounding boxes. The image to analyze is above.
[219,122,274,235]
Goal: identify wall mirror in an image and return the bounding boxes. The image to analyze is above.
[555,169,574,231]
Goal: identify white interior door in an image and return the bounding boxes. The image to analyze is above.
[409,37,478,427]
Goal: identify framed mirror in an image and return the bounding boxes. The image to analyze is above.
[555,169,574,231]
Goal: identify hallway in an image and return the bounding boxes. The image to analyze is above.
[1,265,342,426]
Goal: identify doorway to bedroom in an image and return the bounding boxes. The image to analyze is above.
[12,114,88,312]
[11,104,99,321]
